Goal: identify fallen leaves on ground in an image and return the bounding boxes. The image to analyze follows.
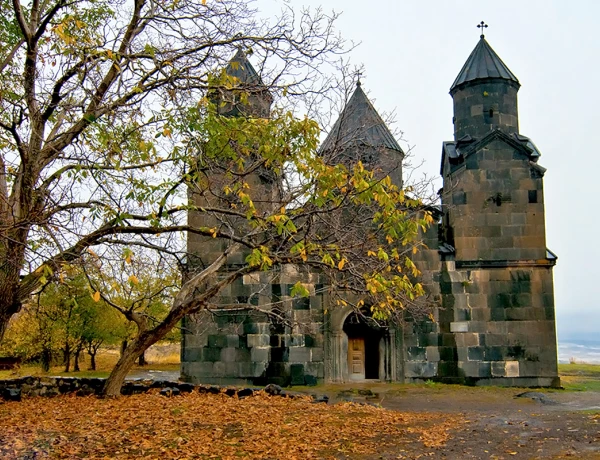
[0,391,462,459]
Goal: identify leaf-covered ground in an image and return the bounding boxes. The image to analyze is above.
[0,391,461,459]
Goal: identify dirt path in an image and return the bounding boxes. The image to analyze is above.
[313,384,600,459]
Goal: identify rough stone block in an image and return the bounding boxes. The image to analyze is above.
[454,331,478,347]
[283,334,305,348]
[505,361,519,377]
[426,347,440,362]
[203,347,221,362]
[213,362,226,376]
[311,347,324,362]
[305,362,324,379]
[235,347,251,362]
[457,347,468,361]
[439,347,458,361]
[450,322,469,333]
[290,364,305,385]
[407,346,426,361]
[404,362,437,378]
[182,347,202,362]
[310,295,323,309]
[184,362,214,377]
[491,361,506,377]
[251,347,270,362]
[288,347,311,363]
[226,335,241,348]
[243,322,270,335]
[247,334,270,348]
[270,347,289,362]
[418,333,440,347]
[467,347,485,361]
[208,335,228,349]
[220,347,237,363]
[225,362,239,377]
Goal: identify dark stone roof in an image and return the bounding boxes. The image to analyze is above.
[450,36,519,94]
[440,129,542,176]
[225,48,267,88]
[320,83,403,154]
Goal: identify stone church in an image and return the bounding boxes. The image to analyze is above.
[181,34,560,387]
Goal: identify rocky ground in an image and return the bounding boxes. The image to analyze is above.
[319,383,600,459]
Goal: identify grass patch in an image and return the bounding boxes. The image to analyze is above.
[558,362,600,391]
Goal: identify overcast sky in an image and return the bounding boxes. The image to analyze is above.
[258,0,599,341]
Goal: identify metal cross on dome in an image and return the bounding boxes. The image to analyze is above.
[478,21,488,38]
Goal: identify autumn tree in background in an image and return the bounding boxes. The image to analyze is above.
[0,267,124,371]
[84,248,181,367]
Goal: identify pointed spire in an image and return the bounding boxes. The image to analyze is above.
[214,48,273,118]
[320,82,403,154]
[450,36,519,94]
[225,48,267,88]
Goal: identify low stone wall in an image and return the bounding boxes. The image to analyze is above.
[0,376,324,403]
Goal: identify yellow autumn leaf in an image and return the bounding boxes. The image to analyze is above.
[125,255,132,264]
[337,259,345,270]
[129,275,139,285]
[202,0,206,4]
[92,291,101,302]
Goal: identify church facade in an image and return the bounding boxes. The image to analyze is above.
[181,35,560,388]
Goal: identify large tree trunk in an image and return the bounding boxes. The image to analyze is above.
[0,281,24,344]
[103,334,155,397]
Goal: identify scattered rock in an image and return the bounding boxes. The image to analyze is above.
[197,385,221,395]
[223,388,237,397]
[3,388,21,402]
[358,389,375,397]
[160,387,181,397]
[311,394,329,404]
[177,383,195,393]
[264,384,283,395]
[121,384,149,396]
[237,388,256,398]
[515,391,558,405]
[76,385,95,397]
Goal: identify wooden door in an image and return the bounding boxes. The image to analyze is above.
[348,337,365,380]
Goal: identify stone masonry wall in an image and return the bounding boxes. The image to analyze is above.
[181,265,326,386]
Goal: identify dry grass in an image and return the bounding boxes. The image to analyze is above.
[0,343,180,380]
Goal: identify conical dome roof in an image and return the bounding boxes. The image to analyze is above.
[450,36,519,94]
[213,48,272,118]
[320,83,403,154]
[225,48,268,89]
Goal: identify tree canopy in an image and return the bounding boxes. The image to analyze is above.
[0,0,345,340]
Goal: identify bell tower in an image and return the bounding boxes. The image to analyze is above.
[450,25,520,140]
[437,25,559,388]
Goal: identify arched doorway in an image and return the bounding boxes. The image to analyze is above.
[343,312,384,380]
